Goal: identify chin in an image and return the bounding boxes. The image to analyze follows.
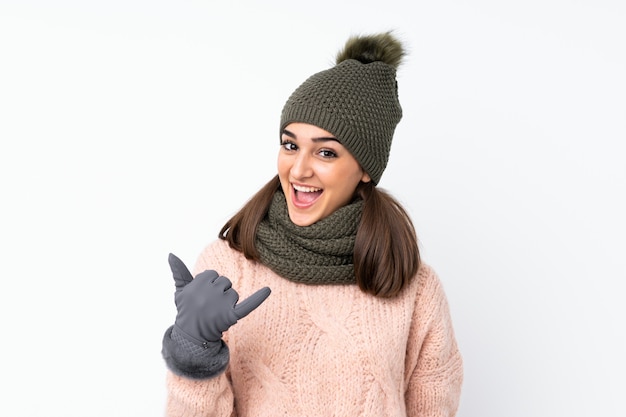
[288,215,314,227]
[287,210,318,227]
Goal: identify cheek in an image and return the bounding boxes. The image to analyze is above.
[326,163,363,187]
[277,155,289,177]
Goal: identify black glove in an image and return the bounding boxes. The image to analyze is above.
[169,253,271,347]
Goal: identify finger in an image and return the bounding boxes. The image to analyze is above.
[233,287,271,319]
[195,269,220,284]
[212,275,233,292]
[168,253,193,290]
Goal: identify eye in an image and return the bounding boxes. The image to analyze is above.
[281,140,298,151]
[319,149,337,158]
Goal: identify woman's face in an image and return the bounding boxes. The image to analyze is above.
[278,123,371,226]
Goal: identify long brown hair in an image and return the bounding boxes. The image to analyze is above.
[219,175,420,297]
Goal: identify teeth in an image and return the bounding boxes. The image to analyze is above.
[293,184,322,193]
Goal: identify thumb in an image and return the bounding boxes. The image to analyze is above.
[168,253,193,290]
[233,287,271,319]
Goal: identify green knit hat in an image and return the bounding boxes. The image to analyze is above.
[280,32,405,184]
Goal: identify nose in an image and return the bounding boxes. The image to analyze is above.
[290,152,313,180]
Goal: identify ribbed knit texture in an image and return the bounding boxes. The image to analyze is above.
[280,58,402,184]
[162,326,230,380]
[165,240,463,417]
[255,189,362,285]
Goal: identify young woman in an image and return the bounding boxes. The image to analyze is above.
[162,32,463,417]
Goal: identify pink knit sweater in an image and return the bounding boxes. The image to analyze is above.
[165,239,463,416]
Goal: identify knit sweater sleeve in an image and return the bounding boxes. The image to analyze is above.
[164,241,238,417]
[405,266,463,417]
[165,369,234,417]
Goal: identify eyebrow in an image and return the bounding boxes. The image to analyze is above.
[281,129,340,143]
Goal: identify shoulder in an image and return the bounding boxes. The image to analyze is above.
[414,262,445,298]
[405,262,453,318]
[192,239,248,276]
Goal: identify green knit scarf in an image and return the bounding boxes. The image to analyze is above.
[255,190,363,285]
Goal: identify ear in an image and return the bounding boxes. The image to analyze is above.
[361,171,371,183]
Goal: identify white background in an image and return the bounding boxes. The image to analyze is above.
[1,1,624,416]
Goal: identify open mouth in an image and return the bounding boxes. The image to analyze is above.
[292,184,323,207]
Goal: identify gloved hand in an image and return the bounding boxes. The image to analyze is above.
[169,253,271,347]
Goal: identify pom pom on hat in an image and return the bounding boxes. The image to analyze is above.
[336,32,405,68]
[280,31,405,184]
